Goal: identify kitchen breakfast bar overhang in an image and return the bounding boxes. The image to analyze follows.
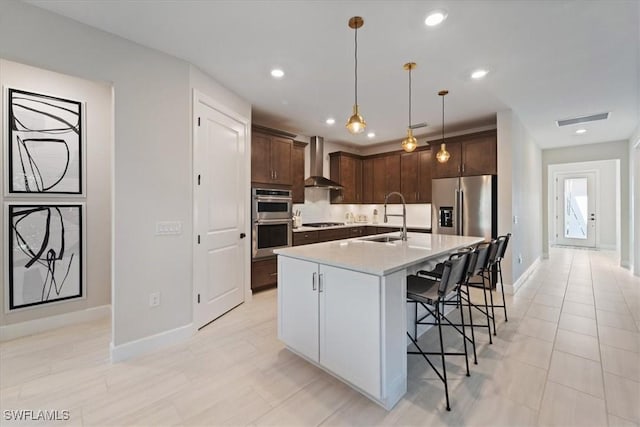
[275,232,484,410]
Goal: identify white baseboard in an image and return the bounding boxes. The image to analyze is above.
[621,260,631,270]
[509,256,541,295]
[0,305,111,342]
[110,323,193,363]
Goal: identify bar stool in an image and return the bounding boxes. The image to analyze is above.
[489,234,511,323]
[406,252,471,411]
[419,241,495,344]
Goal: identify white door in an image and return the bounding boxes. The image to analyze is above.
[194,96,247,329]
[556,172,596,248]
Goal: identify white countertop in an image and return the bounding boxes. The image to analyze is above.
[293,223,431,232]
[275,232,483,276]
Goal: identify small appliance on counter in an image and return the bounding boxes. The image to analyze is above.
[356,214,368,223]
[292,210,302,228]
[372,209,379,224]
[345,212,355,224]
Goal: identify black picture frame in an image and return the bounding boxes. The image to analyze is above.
[8,203,84,310]
[7,88,83,195]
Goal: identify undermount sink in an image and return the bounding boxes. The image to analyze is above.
[361,235,403,243]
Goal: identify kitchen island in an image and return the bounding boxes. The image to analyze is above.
[275,232,483,410]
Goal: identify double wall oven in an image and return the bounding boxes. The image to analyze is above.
[252,188,292,259]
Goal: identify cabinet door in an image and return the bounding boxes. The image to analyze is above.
[271,136,292,185]
[341,156,358,203]
[278,257,319,363]
[319,265,381,398]
[291,143,305,203]
[362,158,374,204]
[372,157,387,203]
[462,134,496,176]
[431,141,462,179]
[417,150,432,202]
[251,133,273,184]
[400,152,419,203]
[251,257,278,291]
[385,154,401,195]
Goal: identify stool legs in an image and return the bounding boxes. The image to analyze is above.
[437,301,451,411]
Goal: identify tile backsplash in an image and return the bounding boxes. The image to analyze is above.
[293,187,431,228]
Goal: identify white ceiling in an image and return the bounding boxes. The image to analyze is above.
[27,0,639,149]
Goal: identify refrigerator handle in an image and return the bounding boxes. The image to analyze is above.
[454,189,459,234]
[459,190,464,236]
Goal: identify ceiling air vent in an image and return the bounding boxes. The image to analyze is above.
[556,112,609,127]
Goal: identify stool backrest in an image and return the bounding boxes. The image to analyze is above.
[473,241,494,275]
[438,253,469,297]
[495,233,511,261]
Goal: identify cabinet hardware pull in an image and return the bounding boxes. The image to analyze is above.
[462,163,465,173]
[318,273,324,292]
[274,170,278,179]
[312,272,317,291]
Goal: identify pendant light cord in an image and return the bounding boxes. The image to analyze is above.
[441,93,445,142]
[354,26,358,105]
[408,67,412,127]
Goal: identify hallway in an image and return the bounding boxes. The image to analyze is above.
[0,248,638,426]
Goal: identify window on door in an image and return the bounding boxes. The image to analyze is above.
[563,177,588,239]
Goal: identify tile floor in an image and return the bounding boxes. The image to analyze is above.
[1,248,639,426]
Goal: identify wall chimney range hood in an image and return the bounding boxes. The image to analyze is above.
[304,136,343,189]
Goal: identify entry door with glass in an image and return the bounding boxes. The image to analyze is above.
[556,172,596,248]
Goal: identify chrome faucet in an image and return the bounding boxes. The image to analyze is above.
[383,192,407,241]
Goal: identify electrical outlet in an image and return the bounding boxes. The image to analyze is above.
[513,215,518,224]
[149,292,161,307]
[517,254,523,264]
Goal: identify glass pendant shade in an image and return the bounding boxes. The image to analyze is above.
[402,128,417,152]
[346,104,366,134]
[436,143,450,163]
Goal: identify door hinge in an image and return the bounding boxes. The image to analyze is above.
[197,235,201,244]
[197,294,200,303]
[197,117,201,126]
[197,174,201,185]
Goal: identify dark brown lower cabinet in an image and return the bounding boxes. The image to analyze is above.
[251,257,278,292]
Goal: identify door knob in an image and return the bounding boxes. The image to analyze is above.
[240,233,246,239]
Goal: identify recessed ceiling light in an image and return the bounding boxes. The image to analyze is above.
[471,69,488,79]
[326,118,335,125]
[425,10,447,27]
[367,132,376,138]
[270,68,284,78]
[575,129,587,134]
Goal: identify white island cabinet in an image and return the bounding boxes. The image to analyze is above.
[276,232,483,410]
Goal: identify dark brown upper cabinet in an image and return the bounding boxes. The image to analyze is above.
[329,152,363,203]
[251,130,292,186]
[291,141,306,203]
[430,130,497,179]
[401,148,432,203]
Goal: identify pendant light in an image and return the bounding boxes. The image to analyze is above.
[346,16,366,134]
[401,62,418,153]
[436,90,451,163]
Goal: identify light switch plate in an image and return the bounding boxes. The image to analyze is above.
[156,221,182,235]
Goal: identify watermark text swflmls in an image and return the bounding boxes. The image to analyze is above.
[3,410,71,422]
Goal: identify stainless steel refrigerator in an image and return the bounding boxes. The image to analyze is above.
[431,175,497,240]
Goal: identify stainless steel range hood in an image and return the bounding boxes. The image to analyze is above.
[304,136,343,189]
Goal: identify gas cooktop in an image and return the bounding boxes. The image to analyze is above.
[302,222,346,228]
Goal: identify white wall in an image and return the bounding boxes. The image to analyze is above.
[497,110,543,286]
[548,160,620,250]
[0,1,250,355]
[542,141,631,268]
[0,59,112,326]
[631,127,640,276]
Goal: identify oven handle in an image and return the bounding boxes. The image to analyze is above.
[254,195,292,202]
[254,218,292,225]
